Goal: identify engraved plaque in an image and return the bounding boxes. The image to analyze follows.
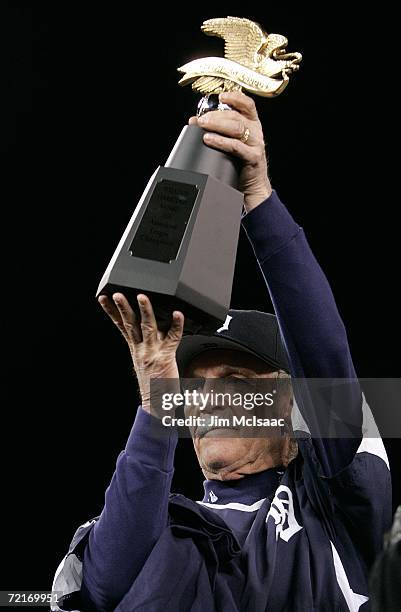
[129,180,198,263]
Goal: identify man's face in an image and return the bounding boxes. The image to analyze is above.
[184,349,293,481]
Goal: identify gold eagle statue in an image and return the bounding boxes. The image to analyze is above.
[178,16,302,97]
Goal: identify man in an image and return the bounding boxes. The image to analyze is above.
[52,92,392,611]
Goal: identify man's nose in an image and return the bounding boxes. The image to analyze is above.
[197,378,232,417]
[201,377,216,394]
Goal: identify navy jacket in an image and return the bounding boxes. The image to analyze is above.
[51,191,392,611]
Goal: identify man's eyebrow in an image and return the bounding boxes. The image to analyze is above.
[217,364,259,376]
[189,363,261,377]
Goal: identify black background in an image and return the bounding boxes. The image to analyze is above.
[2,1,399,594]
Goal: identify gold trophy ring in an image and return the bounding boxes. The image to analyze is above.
[239,127,250,144]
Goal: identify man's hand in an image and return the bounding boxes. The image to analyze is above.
[189,91,272,212]
[98,293,184,413]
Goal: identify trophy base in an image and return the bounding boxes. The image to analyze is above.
[97,125,244,335]
[98,285,220,335]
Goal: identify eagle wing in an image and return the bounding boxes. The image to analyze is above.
[201,16,267,70]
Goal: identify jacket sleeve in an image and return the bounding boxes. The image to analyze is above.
[241,190,364,477]
[244,191,392,564]
[51,518,98,612]
[51,407,178,611]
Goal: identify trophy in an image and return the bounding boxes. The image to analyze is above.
[97,17,301,332]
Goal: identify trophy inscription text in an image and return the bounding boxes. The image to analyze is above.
[129,179,199,263]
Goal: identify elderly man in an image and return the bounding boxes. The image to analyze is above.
[52,92,391,611]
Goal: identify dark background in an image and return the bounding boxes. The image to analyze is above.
[2,1,399,594]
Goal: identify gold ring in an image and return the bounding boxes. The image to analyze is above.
[239,127,250,144]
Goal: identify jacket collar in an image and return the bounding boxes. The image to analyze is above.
[202,467,283,506]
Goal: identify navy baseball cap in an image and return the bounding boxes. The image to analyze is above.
[176,309,290,375]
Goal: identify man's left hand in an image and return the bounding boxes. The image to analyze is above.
[188,91,272,212]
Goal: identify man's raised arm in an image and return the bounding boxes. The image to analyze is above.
[78,294,183,611]
[195,91,363,475]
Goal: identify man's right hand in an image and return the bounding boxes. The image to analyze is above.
[98,293,184,413]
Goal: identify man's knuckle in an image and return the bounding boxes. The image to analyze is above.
[231,140,242,155]
[245,95,256,111]
[249,151,260,165]
[254,147,265,163]
[211,134,222,145]
[235,121,244,137]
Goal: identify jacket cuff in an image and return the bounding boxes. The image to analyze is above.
[125,406,178,472]
[241,190,301,263]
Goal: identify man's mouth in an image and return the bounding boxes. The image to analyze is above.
[198,426,238,438]
[194,413,239,438]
